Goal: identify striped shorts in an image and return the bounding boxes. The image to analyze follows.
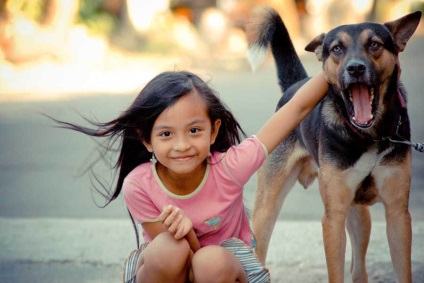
[123,238,270,283]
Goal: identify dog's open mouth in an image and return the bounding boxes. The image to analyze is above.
[347,83,375,128]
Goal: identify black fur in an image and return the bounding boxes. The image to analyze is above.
[268,16,413,169]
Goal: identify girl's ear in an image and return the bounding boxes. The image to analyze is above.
[210,119,221,145]
[137,129,153,153]
[142,140,153,152]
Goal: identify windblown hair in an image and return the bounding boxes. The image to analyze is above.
[50,70,246,207]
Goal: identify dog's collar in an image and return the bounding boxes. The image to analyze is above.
[397,89,407,112]
[376,90,423,152]
[342,115,366,140]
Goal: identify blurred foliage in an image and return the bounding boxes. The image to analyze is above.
[78,0,118,35]
[11,0,118,35]
[8,0,46,21]
[411,1,424,13]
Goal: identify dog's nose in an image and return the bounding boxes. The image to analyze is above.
[347,61,366,78]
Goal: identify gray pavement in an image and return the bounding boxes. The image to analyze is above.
[1,36,424,282]
[0,218,423,282]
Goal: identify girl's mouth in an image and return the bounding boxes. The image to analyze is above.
[172,155,194,162]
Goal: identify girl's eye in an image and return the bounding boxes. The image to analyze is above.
[160,131,171,137]
[189,128,200,134]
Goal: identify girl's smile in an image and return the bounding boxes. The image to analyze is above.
[171,155,195,161]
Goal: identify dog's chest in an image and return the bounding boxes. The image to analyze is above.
[344,146,397,203]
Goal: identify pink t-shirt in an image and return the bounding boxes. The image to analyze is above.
[123,136,267,247]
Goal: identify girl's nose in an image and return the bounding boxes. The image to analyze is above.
[173,136,191,151]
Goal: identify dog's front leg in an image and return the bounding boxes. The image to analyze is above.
[379,161,412,282]
[319,165,353,282]
[385,206,412,283]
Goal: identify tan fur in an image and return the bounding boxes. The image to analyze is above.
[245,5,273,47]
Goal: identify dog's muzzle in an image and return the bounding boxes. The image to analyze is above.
[342,60,376,128]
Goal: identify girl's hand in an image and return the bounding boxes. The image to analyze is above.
[158,205,192,240]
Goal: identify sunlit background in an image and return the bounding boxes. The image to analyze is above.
[1,0,423,101]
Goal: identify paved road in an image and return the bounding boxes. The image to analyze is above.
[0,36,423,282]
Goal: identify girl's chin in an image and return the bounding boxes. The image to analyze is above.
[168,161,205,175]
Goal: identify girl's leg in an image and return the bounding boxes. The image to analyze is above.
[136,232,192,283]
[190,245,247,283]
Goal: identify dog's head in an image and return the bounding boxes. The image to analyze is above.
[305,12,421,129]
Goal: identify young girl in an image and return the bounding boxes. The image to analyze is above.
[53,70,328,282]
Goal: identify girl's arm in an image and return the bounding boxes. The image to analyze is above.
[141,221,167,239]
[184,229,201,252]
[256,70,328,154]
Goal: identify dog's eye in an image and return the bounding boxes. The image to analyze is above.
[331,45,342,53]
[369,41,381,50]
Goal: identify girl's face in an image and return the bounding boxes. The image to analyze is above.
[143,91,221,178]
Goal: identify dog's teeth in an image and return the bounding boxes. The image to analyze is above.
[370,114,374,119]
[370,94,374,102]
[352,116,356,121]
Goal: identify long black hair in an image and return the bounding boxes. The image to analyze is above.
[49,70,246,244]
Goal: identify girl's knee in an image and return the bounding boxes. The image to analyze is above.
[142,232,191,276]
[191,246,246,282]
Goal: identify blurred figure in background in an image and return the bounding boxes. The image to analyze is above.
[1,0,422,66]
[0,0,421,100]
[0,0,79,63]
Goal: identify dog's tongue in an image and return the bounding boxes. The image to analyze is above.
[351,84,371,123]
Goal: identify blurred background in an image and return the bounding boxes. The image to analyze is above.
[1,0,424,282]
[1,0,423,101]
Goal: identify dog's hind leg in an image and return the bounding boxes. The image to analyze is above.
[253,161,297,264]
[346,205,371,282]
[252,143,304,264]
[253,143,315,264]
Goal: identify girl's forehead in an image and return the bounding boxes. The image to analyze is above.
[156,92,209,124]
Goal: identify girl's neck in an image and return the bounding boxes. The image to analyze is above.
[156,162,207,195]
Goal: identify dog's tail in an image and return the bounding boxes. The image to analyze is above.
[246,5,308,93]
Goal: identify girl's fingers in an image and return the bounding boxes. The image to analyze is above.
[158,205,189,238]
[168,214,183,235]
[174,217,192,239]
[163,207,180,226]
[158,205,172,222]
[174,223,187,240]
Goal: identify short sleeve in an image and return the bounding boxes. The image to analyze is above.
[123,177,160,223]
[222,136,268,186]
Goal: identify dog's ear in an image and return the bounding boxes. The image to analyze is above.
[384,11,422,52]
[305,33,325,61]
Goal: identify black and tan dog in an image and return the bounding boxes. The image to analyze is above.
[246,5,421,282]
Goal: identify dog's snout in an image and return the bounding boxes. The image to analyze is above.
[347,61,366,78]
